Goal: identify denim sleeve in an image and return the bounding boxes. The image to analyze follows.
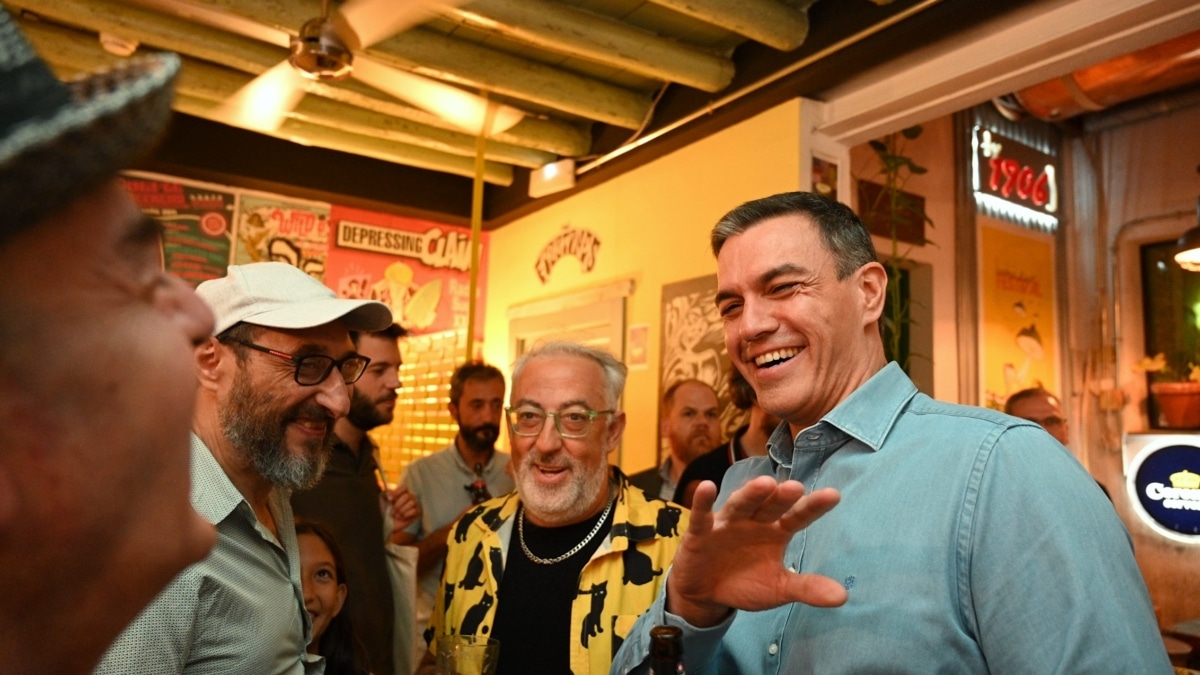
[967,425,1173,673]
[610,575,735,675]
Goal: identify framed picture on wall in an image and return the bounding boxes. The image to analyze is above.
[977,216,1060,409]
[658,275,744,456]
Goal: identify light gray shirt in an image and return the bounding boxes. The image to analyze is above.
[94,434,322,674]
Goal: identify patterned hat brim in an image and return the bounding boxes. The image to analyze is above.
[0,51,181,237]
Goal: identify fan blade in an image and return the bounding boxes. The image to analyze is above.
[334,0,467,51]
[353,56,524,135]
[213,60,309,133]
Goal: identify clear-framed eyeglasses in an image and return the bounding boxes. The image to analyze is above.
[505,406,615,439]
[225,339,371,386]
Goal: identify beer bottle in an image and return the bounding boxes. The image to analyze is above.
[649,625,684,675]
[465,462,492,505]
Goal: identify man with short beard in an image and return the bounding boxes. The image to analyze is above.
[292,323,420,675]
[97,262,392,674]
[630,378,722,501]
[395,361,515,667]
[424,342,688,675]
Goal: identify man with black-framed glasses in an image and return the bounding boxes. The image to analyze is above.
[423,341,688,675]
[97,261,392,674]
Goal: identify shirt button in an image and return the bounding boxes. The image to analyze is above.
[769,643,779,655]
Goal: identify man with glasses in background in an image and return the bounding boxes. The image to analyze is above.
[424,341,687,675]
[1005,386,1111,500]
[97,262,392,674]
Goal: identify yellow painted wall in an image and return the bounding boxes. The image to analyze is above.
[482,99,803,474]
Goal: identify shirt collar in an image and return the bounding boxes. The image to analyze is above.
[189,432,250,525]
[766,362,918,464]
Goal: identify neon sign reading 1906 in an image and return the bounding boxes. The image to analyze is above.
[976,129,1058,213]
[972,127,1060,229]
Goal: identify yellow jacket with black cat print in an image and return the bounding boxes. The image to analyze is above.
[428,467,687,674]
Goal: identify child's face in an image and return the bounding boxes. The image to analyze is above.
[298,533,347,647]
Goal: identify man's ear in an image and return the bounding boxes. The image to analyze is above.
[194,337,224,392]
[606,411,627,456]
[858,261,888,326]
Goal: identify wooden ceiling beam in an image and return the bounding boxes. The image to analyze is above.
[647,0,812,51]
[176,95,515,185]
[7,0,591,156]
[19,18,521,181]
[138,0,653,129]
[443,0,735,92]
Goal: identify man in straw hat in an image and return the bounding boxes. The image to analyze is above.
[0,7,218,673]
[95,261,393,673]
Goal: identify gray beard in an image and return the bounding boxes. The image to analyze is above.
[219,371,334,491]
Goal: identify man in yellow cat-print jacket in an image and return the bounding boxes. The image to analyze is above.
[425,341,688,674]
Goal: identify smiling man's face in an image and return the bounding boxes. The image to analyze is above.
[715,214,885,431]
[508,353,624,527]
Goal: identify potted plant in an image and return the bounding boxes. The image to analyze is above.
[859,125,933,375]
[1134,352,1200,429]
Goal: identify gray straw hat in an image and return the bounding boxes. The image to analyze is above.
[0,6,181,238]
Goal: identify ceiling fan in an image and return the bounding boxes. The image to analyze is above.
[137,0,525,136]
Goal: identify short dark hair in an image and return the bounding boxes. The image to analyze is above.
[662,378,716,414]
[728,367,757,411]
[1004,387,1055,415]
[711,191,877,280]
[352,323,406,344]
[449,361,505,406]
[214,322,260,362]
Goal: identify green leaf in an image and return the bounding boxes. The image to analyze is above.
[901,126,923,139]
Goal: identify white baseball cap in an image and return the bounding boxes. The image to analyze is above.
[198,262,393,335]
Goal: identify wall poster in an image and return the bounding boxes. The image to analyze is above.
[121,171,235,287]
[659,274,744,455]
[978,215,1059,409]
[325,205,488,338]
[233,193,331,279]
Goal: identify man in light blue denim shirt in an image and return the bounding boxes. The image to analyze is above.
[612,192,1170,674]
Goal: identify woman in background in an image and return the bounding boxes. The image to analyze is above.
[296,519,371,675]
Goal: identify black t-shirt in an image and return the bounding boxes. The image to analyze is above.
[491,502,614,675]
[673,425,749,504]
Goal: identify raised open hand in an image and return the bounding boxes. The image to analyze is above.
[666,475,847,627]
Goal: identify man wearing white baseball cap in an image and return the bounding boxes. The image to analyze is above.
[97,262,393,674]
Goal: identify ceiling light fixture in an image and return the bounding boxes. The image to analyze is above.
[528,158,576,198]
[289,17,352,81]
[1173,197,1200,272]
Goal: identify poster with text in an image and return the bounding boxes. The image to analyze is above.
[324,205,487,338]
[121,172,234,287]
[978,216,1059,409]
[233,193,331,280]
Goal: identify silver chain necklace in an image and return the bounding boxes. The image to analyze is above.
[518,484,615,565]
